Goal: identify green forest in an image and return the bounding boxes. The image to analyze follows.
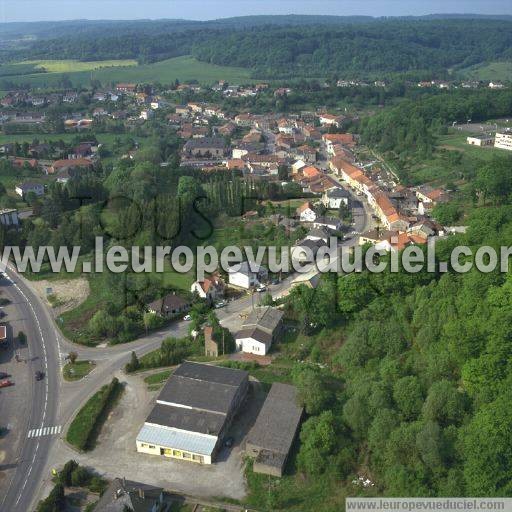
[3,18,512,79]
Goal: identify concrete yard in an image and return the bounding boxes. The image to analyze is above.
[51,372,267,501]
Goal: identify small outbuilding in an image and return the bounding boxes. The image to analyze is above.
[245,383,303,477]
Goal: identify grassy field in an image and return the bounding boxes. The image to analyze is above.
[63,360,95,381]
[437,132,508,160]
[1,56,254,88]
[26,59,137,73]
[459,61,512,82]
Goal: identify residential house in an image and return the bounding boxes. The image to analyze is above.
[93,478,164,512]
[183,137,227,158]
[313,216,341,231]
[296,201,316,222]
[190,274,225,303]
[467,134,494,146]
[318,113,344,127]
[115,83,137,93]
[322,188,350,209]
[15,182,44,198]
[235,306,284,355]
[306,226,332,243]
[146,293,191,318]
[227,261,267,289]
[291,238,328,264]
[49,158,93,175]
[0,208,19,227]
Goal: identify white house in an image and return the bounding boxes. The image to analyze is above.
[190,274,225,303]
[466,135,493,147]
[140,109,154,120]
[0,208,19,227]
[495,132,512,151]
[322,188,350,209]
[227,261,267,289]
[292,159,306,174]
[15,182,44,198]
[235,306,284,355]
[313,216,341,231]
[296,202,316,222]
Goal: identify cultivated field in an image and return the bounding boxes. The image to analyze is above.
[0,55,254,87]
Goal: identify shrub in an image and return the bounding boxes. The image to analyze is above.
[59,459,78,486]
[66,377,121,451]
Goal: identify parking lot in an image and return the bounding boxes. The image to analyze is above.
[51,371,266,501]
[0,298,33,499]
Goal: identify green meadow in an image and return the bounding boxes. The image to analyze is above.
[0,55,254,88]
[459,61,512,82]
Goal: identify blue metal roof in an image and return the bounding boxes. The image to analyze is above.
[137,424,217,456]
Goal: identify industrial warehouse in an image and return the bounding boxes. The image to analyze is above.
[136,362,249,464]
[246,383,304,477]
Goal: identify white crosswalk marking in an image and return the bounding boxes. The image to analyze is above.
[27,425,62,439]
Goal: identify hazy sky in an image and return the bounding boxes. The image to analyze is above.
[0,0,511,23]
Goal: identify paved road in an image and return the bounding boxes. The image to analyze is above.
[0,185,375,510]
[0,270,62,512]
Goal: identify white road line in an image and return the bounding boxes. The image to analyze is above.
[4,273,52,508]
[27,425,62,439]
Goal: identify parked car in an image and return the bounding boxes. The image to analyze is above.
[0,379,13,388]
[183,314,192,321]
[256,284,267,292]
[215,300,227,309]
[0,372,9,379]
[35,371,45,381]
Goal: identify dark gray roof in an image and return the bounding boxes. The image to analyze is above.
[246,383,303,458]
[94,478,162,512]
[235,326,273,346]
[147,293,189,314]
[314,216,340,226]
[306,226,332,239]
[157,376,239,414]
[184,137,226,150]
[243,306,283,334]
[174,361,248,387]
[146,403,225,435]
[296,238,326,251]
[157,362,248,415]
[326,188,349,198]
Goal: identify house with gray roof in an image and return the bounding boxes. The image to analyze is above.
[136,362,248,464]
[246,383,303,477]
[235,306,284,356]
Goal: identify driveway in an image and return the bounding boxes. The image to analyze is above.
[49,373,266,502]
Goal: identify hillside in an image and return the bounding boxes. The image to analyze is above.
[2,17,512,80]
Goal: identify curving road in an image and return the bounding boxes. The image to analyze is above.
[0,269,62,512]
[0,187,374,511]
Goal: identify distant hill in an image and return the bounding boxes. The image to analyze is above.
[1,16,512,80]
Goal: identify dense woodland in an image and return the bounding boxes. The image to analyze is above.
[276,203,512,503]
[3,18,512,78]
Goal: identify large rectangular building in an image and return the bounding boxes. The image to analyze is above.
[245,383,303,477]
[136,362,248,464]
[495,132,512,151]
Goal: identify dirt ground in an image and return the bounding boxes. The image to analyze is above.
[30,278,90,316]
[51,372,267,501]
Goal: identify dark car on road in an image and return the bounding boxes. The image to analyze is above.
[0,372,9,379]
[35,371,45,381]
